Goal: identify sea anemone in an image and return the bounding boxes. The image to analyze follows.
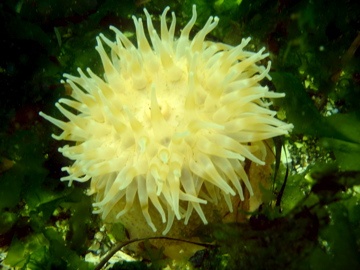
[40,5,293,235]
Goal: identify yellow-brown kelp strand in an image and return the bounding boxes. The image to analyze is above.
[40,5,293,235]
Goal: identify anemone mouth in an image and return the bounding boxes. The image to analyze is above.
[39,5,293,235]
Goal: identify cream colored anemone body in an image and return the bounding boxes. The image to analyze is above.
[40,5,293,235]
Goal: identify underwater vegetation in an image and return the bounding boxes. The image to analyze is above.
[0,0,360,269]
